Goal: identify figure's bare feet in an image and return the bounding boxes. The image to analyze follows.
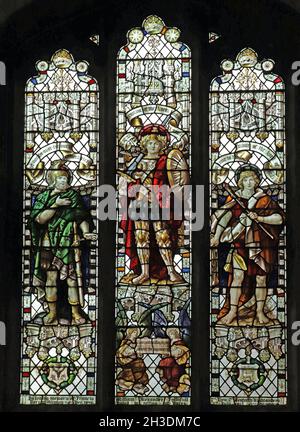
[71,306,86,325]
[254,311,271,326]
[132,274,150,285]
[218,309,237,325]
[43,312,58,325]
[169,270,185,283]
[72,316,86,325]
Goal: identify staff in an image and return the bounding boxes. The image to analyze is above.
[73,222,84,307]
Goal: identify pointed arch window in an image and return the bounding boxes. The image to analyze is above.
[209,48,286,405]
[115,15,192,405]
[20,49,99,404]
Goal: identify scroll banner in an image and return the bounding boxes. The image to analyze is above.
[27,142,94,186]
[213,142,282,169]
[127,105,188,149]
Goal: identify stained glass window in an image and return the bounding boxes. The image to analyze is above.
[115,15,192,405]
[20,49,99,404]
[209,48,286,405]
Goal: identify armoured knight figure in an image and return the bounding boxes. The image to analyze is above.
[120,124,189,285]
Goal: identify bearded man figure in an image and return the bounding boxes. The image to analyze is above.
[29,160,96,325]
[120,124,189,285]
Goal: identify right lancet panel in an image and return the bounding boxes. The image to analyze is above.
[209,48,287,405]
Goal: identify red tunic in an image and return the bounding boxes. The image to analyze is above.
[228,195,282,276]
[120,155,182,280]
[218,193,284,319]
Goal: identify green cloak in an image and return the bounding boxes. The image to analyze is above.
[29,188,90,287]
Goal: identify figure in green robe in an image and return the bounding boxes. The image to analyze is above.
[29,161,96,325]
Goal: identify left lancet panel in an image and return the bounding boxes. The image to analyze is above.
[20,49,99,404]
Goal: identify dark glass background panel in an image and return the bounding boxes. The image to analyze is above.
[0,0,299,412]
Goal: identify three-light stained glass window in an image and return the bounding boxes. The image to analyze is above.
[18,30,288,409]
